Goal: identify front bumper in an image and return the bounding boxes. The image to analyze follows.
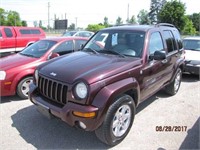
[0,80,15,96]
[184,62,200,75]
[29,83,99,131]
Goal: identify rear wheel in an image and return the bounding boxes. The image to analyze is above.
[95,94,135,146]
[17,77,33,99]
[165,68,182,95]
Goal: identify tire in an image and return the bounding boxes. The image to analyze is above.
[95,94,135,146]
[17,77,33,99]
[165,68,182,96]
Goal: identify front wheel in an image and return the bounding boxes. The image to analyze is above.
[165,68,182,96]
[95,94,135,146]
[17,77,33,99]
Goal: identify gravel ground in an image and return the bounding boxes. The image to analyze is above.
[0,74,199,150]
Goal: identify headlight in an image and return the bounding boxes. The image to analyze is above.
[0,71,6,80]
[34,70,39,85]
[75,82,88,99]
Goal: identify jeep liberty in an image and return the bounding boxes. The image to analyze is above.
[29,23,184,146]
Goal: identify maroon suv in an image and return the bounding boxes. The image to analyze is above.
[29,24,185,146]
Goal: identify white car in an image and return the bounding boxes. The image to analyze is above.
[183,36,200,75]
[62,30,94,38]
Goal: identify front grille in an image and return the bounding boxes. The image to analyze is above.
[38,75,68,105]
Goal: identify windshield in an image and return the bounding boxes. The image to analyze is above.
[83,30,145,57]
[20,40,57,58]
[183,39,200,51]
[62,31,76,36]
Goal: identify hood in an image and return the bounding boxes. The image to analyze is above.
[39,51,141,84]
[185,50,200,61]
[0,53,38,70]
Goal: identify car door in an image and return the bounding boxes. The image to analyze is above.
[140,31,172,101]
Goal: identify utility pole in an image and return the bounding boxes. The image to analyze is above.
[48,2,50,32]
[127,3,130,23]
[75,17,77,29]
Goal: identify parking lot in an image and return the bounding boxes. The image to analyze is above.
[0,74,199,150]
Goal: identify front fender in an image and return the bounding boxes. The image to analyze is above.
[11,69,35,93]
[91,77,139,130]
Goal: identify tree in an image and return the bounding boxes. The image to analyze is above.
[68,23,75,30]
[149,0,166,24]
[188,13,200,33]
[0,8,6,25]
[158,0,186,31]
[6,10,22,26]
[86,24,105,32]
[127,15,137,24]
[137,9,151,25]
[21,20,27,26]
[115,17,123,26]
[103,17,109,27]
[182,17,196,35]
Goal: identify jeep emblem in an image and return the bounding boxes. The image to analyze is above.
[50,72,57,76]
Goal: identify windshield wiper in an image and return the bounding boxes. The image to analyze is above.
[99,50,126,58]
[83,48,99,54]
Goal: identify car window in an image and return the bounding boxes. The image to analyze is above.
[163,30,177,53]
[53,40,74,55]
[4,28,13,37]
[0,31,2,38]
[148,32,164,55]
[74,39,87,51]
[20,40,57,58]
[183,39,200,51]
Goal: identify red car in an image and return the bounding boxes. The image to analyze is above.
[0,37,88,99]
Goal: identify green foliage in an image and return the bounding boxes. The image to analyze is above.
[127,15,137,24]
[115,17,123,25]
[149,0,166,24]
[137,9,151,25]
[0,8,6,25]
[21,20,27,26]
[182,16,196,35]
[158,0,186,31]
[188,13,200,32]
[68,23,76,30]
[0,8,27,26]
[103,17,109,27]
[86,24,105,32]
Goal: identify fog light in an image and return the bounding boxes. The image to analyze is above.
[79,121,86,129]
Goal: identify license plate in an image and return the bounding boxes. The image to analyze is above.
[36,102,52,119]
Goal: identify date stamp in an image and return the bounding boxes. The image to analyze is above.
[156,126,187,132]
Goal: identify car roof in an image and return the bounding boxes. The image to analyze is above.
[101,24,177,32]
[41,36,88,42]
[183,36,200,40]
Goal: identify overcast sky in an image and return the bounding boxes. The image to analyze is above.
[1,0,199,28]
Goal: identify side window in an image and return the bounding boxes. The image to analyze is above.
[53,40,74,55]
[74,40,87,51]
[148,32,164,55]
[173,30,183,49]
[4,28,13,37]
[163,30,177,52]
[0,31,2,38]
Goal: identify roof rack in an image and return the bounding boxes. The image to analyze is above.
[156,23,175,27]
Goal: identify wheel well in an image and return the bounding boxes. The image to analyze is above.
[124,89,138,106]
[16,75,33,90]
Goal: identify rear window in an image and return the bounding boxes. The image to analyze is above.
[19,29,41,35]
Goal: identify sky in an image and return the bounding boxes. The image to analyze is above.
[1,0,199,28]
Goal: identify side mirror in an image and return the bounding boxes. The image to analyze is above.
[48,52,60,59]
[152,50,166,60]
